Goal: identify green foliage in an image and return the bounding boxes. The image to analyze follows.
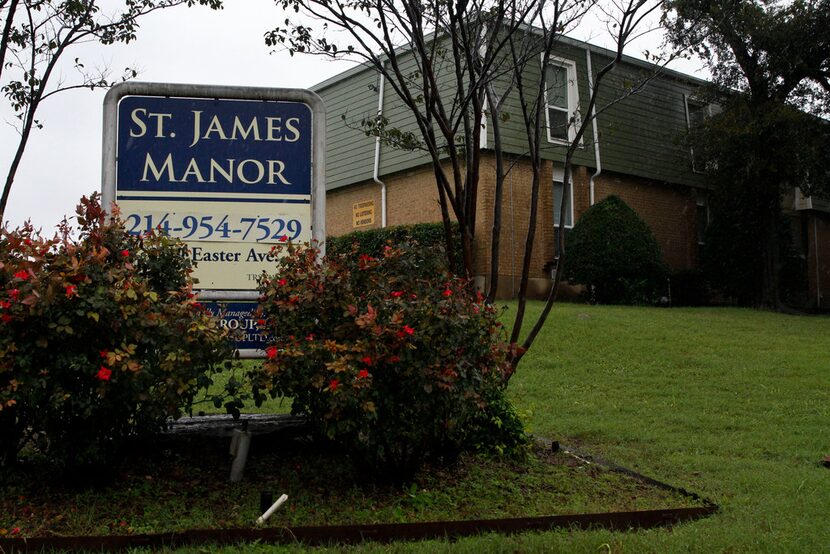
[702,189,808,306]
[663,0,830,118]
[693,100,819,306]
[0,195,234,475]
[700,186,766,305]
[253,242,526,482]
[664,0,830,307]
[564,196,667,305]
[327,222,464,276]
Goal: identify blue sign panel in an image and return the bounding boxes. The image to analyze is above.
[117,96,312,196]
[203,301,268,352]
[114,95,315,291]
[103,83,326,358]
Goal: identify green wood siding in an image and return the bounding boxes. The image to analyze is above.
[492,40,706,188]
[314,47,464,191]
[314,66,379,191]
[590,51,705,187]
[314,36,709,191]
[376,51,441,178]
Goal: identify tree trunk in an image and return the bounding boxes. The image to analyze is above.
[758,194,782,310]
[0,123,31,222]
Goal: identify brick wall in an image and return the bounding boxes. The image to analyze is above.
[326,158,701,298]
[326,182,383,237]
[386,167,447,226]
[592,171,698,271]
[475,154,560,298]
[326,165,449,238]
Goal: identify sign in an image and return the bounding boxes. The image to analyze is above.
[102,83,325,357]
[102,83,325,293]
[202,301,268,351]
[352,200,375,228]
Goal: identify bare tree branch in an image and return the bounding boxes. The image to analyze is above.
[0,0,224,222]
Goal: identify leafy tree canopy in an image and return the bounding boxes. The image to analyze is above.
[664,0,829,114]
[663,0,830,308]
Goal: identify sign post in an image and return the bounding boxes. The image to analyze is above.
[102,83,325,357]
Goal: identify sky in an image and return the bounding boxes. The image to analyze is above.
[0,0,707,231]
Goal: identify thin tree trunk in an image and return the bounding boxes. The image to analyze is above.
[435,168,458,275]
[758,194,782,310]
[0,0,19,82]
[486,88,505,302]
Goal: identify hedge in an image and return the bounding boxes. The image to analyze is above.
[327,222,463,276]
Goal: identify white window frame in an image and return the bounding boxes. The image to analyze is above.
[683,94,713,174]
[544,56,581,145]
[553,167,574,229]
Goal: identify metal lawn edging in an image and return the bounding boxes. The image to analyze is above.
[0,507,717,552]
[0,432,718,552]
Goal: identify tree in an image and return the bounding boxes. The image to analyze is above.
[268,0,670,370]
[0,0,223,223]
[663,0,830,309]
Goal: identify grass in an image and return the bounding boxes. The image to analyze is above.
[177,302,829,553]
[194,360,291,415]
[501,302,830,552]
[0,437,698,538]
[4,303,829,552]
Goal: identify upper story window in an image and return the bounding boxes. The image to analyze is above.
[684,94,714,174]
[545,58,580,144]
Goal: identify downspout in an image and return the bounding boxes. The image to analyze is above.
[373,70,387,227]
[586,48,601,205]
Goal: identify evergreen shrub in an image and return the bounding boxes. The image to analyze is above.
[253,242,526,482]
[565,195,668,304]
[327,222,463,276]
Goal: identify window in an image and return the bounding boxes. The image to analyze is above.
[553,168,574,229]
[684,94,712,174]
[545,58,580,143]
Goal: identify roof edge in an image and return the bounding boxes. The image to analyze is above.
[309,31,710,92]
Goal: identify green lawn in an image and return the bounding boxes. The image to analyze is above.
[195,360,291,415]
[503,302,830,552]
[168,302,829,553]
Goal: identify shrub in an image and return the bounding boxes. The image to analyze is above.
[565,195,668,304]
[327,222,463,276]
[253,242,526,482]
[0,195,234,475]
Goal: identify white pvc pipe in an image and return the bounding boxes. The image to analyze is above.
[256,494,289,524]
[373,70,387,227]
[586,48,601,206]
[229,429,251,483]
